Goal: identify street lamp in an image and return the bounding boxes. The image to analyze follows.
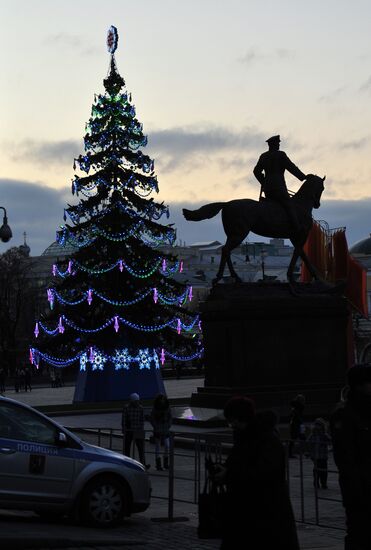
[260,248,267,280]
[0,207,12,243]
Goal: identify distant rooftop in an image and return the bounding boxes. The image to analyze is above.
[41,241,78,257]
[189,240,222,248]
[349,234,371,256]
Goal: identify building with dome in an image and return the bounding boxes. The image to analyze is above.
[349,233,371,263]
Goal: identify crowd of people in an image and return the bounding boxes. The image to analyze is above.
[0,363,64,394]
[121,363,371,550]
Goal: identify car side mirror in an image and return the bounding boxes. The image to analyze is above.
[56,431,68,447]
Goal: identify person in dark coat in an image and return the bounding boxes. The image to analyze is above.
[24,365,32,392]
[149,393,172,470]
[289,393,306,457]
[213,396,299,550]
[330,364,371,550]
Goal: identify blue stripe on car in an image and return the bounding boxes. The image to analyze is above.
[0,437,144,471]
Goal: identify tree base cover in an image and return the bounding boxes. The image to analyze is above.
[73,363,165,402]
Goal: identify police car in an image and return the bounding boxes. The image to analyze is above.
[0,396,151,527]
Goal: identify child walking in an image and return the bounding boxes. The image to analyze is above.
[150,394,172,470]
[307,418,331,489]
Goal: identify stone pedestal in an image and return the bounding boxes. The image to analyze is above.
[191,282,351,416]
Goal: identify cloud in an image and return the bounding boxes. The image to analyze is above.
[239,47,294,66]
[147,125,267,171]
[0,179,68,256]
[359,75,371,93]
[44,33,100,56]
[7,126,266,172]
[339,137,370,150]
[8,139,82,167]
[318,86,347,103]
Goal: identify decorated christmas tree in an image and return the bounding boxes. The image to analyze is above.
[30,26,202,402]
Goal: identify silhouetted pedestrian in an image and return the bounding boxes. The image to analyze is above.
[150,394,172,470]
[331,364,371,550]
[213,396,299,549]
[55,370,63,387]
[18,366,25,391]
[288,393,306,457]
[50,369,56,388]
[122,393,150,469]
[24,366,32,392]
[307,418,331,489]
[14,368,21,392]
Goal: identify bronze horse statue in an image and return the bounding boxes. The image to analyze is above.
[183,174,326,285]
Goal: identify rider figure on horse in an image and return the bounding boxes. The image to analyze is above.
[253,135,308,240]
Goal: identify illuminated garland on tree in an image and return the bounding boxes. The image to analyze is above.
[29,345,204,370]
[31,27,202,375]
[47,285,192,308]
[35,312,199,336]
[52,257,182,278]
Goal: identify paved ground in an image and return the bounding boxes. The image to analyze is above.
[0,380,345,549]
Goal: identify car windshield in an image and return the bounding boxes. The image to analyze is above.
[0,401,57,445]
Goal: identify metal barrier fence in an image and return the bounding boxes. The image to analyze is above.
[67,426,345,530]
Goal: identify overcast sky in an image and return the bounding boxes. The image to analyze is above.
[1,0,371,255]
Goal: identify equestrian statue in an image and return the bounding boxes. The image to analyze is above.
[183,135,325,285]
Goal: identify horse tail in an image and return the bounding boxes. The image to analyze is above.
[182,202,225,222]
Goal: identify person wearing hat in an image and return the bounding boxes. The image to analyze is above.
[253,135,308,239]
[330,364,371,550]
[121,392,150,469]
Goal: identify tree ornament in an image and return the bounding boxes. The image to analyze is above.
[189,286,193,301]
[107,25,118,54]
[58,317,65,334]
[47,289,54,309]
[87,289,93,305]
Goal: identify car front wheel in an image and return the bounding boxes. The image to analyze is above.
[80,475,127,527]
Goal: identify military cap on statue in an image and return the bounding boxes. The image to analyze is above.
[266,135,280,144]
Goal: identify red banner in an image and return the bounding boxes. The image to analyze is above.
[301,224,368,317]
